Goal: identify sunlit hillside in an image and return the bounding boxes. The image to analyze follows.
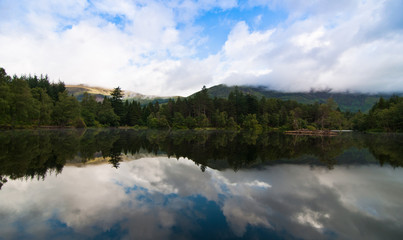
[66,85,112,101]
[66,84,174,104]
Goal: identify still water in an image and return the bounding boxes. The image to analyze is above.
[0,129,402,240]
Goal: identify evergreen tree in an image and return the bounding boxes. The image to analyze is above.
[192,86,213,118]
[10,78,39,125]
[80,92,99,127]
[0,68,11,125]
[172,112,186,129]
[32,88,53,126]
[97,97,119,127]
[110,87,125,125]
[242,114,262,132]
[125,101,142,126]
[52,92,80,126]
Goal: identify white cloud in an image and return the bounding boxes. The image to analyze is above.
[0,0,402,95]
[211,0,403,92]
[292,27,330,52]
[0,0,229,96]
[214,21,274,86]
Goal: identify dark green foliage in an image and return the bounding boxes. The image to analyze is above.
[9,77,40,126]
[1,130,402,185]
[191,85,213,118]
[52,92,80,126]
[242,114,262,132]
[185,116,197,129]
[80,92,99,127]
[32,88,53,125]
[0,68,73,127]
[0,67,401,132]
[125,100,142,126]
[0,67,124,128]
[212,110,227,128]
[226,117,239,130]
[0,69,11,125]
[205,84,401,113]
[354,95,403,132]
[0,68,10,83]
[147,112,169,129]
[196,114,210,128]
[172,112,186,129]
[110,87,125,124]
[22,74,65,101]
[97,97,120,127]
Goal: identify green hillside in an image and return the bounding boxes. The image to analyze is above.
[66,85,111,102]
[204,84,401,112]
[66,84,402,113]
[66,85,174,105]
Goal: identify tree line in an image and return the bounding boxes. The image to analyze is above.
[1,67,402,131]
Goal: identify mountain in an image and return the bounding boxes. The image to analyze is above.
[66,85,175,105]
[204,84,402,112]
[66,85,112,102]
[67,84,402,112]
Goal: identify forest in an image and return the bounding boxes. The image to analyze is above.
[1,67,402,132]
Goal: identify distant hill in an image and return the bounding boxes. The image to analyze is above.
[66,85,112,102]
[66,85,175,105]
[67,84,402,112]
[204,84,402,112]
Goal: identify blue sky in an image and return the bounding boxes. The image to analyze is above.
[0,0,402,96]
[193,5,287,57]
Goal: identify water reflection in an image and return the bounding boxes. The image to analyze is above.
[1,130,403,239]
[0,129,402,185]
[0,157,402,240]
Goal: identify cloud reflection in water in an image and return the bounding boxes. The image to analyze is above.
[1,156,403,240]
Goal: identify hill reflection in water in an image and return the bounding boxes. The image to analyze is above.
[0,129,403,239]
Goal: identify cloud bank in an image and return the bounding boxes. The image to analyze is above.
[0,0,402,96]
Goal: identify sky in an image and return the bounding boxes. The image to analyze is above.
[0,0,403,96]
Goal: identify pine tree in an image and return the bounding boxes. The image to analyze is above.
[110,87,125,125]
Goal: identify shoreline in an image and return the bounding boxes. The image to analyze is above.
[284,129,339,136]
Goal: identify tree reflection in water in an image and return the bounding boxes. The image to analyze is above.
[1,129,403,239]
[0,129,402,185]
